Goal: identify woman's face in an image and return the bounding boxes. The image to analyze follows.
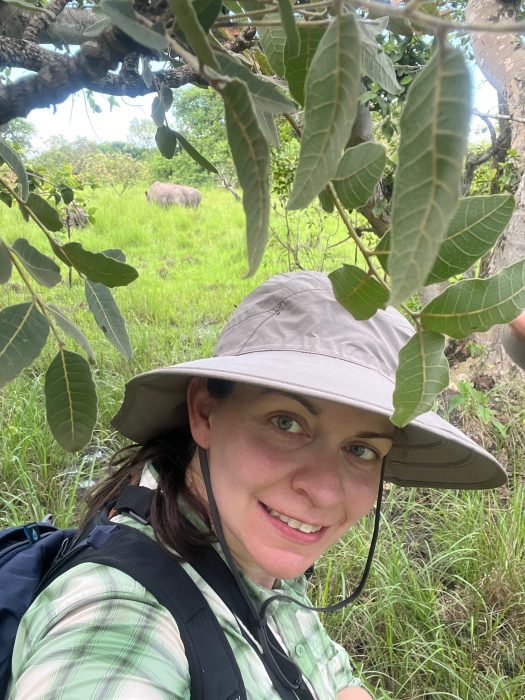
[187,379,394,588]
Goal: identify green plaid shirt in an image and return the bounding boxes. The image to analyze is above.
[9,469,360,699]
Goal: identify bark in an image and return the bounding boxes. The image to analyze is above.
[466,0,525,370]
[22,0,69,43]
[0,2,99,45]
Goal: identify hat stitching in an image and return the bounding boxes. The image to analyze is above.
[218,284,330,337]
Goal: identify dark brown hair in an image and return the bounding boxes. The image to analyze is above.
[82,378,234,561]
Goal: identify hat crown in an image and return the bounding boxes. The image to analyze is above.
[215,272,414,382]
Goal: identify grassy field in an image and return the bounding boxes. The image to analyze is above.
[1,188,524,699]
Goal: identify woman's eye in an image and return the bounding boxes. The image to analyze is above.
[348,444,377,461]
[271,415,302,433]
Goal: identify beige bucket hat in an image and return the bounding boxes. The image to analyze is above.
[112,271,506,490]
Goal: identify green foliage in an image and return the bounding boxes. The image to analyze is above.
[448,380,508,440]
[333,142,386,210]
[0,118,35,153]
[221,79,270,276]
[44,349,98,452]
[166,86,235,185]
[288,12,362,209]
[421,259,525,338]
[329,264,389,320]
[392,330,449,426]
[376,195,516,283]
[388,46,471,306]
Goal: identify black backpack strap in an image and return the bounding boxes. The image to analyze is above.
[112,485,153,524]
[41,522,246,700]
[192,547,315,700]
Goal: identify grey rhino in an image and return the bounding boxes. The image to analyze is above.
[145,181,202,208]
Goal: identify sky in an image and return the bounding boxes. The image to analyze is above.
[27,92,156,148]
[24,65,498,148]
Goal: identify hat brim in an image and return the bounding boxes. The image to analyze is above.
[111,351,506,490]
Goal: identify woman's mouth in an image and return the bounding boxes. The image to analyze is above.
[261,503,324,534]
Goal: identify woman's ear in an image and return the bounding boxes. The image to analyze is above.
[186,377,215,448]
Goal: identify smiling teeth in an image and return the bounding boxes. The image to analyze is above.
[267,508,322,534]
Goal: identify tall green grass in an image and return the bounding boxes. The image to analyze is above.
[1,188,523,698]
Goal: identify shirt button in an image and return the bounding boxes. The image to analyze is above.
[295,643,306,657]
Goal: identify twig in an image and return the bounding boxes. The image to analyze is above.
[474,110,525,126]
[348,0,525,34]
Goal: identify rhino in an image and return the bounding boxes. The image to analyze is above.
[146,181,202,208]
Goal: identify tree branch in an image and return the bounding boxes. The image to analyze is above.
[0,28,140,123]
[22,0,69,43]
[0,2,99,44]
[84,64,205,96]
[474,109,525,126]
[0,37,66,72]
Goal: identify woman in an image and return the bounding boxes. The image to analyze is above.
[9,272,506,699]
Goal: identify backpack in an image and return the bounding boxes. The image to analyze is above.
[0,485,246,700]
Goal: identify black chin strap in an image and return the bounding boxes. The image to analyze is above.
[197,446,386,696]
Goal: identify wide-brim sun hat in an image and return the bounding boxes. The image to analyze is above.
[112,271,506,490]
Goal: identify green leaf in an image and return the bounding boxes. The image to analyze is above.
[60,242,138,287]
[12,238,62,288]
[102,248,127,262]
[284,25,326,106]
[392,330,449,427]
[287,13,362,210]
[168,0,219,69]
[156,125,178,159]
[373,231,390,273]
[277,0,300,58]
[44,350,98,452]
[389,46,471,307]
[192,0,223,32]
[221,79,270,276]
[258,23,287,78]
[25,193,63,231]
[421,260,525,339]
[256,110,280,149]
[60,187,74,205]
[160,85,174,111]
[0,240,12,284]
[318,188,334,213]
[359,21,402,95]
[82,17,112,37]
[151,96,165,127]
[426,195,515,284]
[174,131,218,174]
[0,303,50,388]
[101,0,167,50]
[46,305,96,364]
[215,53,296,114]
[329,264,389,320]
[85,280,133,359]
[0,137,29,201]
[377,195,516,283]
[333,142,386,209]
[0,191,13,208]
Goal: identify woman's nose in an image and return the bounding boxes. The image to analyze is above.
[290,449,344,508]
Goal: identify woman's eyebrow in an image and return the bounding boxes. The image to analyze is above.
[355,431,394,441]
[260,389,319,415]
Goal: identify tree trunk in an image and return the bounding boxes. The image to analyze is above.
[465,0,525,369]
